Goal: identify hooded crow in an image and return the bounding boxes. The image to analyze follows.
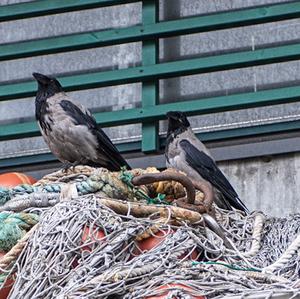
[165,111,248,213]
[33,72,130,171]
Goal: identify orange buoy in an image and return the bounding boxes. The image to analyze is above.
[133,230,198,260]
[145,283,205,299]
[72,226,106,268]
[81,226,106,253]
[0,172,37,188]
[0,252,14,299]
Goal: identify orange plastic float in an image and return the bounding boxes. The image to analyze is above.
[0,172,36,188]
[145,283,205,299]
[81,226,106,253]
[133,230,198,260]
[72,226,106,268]
[0,252,14,299]
[0,173,36,297]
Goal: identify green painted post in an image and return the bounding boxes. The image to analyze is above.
[141,0,159,153]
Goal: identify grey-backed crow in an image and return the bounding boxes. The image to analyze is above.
[33,72,130,171]
[165,111,248,213]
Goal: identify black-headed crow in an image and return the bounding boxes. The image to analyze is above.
[33,72,130,171]
[165,111,248,213]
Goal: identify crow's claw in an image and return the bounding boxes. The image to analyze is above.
[62,162,73,173]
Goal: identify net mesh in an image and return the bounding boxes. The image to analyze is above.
[4,195,300,299]
[0,166,299,299]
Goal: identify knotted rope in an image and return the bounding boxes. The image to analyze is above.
[1,166,300,298]
[0,212,38,252]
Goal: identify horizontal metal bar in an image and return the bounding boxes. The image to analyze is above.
[2,2,300,61]
[0,121,299,171]
[0,0,138,22]
[198,120,300,142]
[1,84,300,141]
[2,42,300,101]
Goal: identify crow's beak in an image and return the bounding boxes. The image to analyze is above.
[166,111,178,120]
[32,72,51,84]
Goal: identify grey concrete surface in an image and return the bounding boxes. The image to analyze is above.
[219,152,300,217]
[0,0,300,216]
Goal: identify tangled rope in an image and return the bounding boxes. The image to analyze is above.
[5,196,300,299]
[0,166,300,298]
[0,167,196,212]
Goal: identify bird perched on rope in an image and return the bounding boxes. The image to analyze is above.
[165,111,248,213]
[33,72,130,171]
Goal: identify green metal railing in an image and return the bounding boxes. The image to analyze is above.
[0,0,300,169]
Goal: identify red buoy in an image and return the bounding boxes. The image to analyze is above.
[0,172,36,188]
[81,225,106,253]
[0,252,14,299]
[145,283,206,299]
[133,229,198,260]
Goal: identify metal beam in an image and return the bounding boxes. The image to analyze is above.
[0,0,138,22]
[1,84,300,141]
[1,2,300,61]
[141,0,159,153]
[2,42,300,101]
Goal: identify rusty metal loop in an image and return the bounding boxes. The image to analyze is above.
[173,198,207,213]
[192,179,214,210]
[131,171,196,204]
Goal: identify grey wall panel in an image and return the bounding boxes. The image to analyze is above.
[161,19,300,62]
[218,152,300,217]
[0,83,141,123]
[0,3,141,43]
[161,61,300,102]
[160,0,293,20]
[0,43,141,83]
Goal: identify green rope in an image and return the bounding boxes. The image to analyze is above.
[119,168,170,205]
[0,212,39,252]
[192,261,261,272]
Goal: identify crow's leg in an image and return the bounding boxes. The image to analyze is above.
[62,161,73,173]
[70,160,84,171]
[62,160,85,172]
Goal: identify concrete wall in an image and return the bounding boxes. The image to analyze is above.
[0,0,300,217]
[219,152,300,217]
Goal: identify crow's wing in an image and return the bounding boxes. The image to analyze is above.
[180,139,248,212]
[60,100,130,170]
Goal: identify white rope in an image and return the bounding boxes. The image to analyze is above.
[263,233,300,274]
[243,212,266,258]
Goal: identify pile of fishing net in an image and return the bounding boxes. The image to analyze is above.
[0,166,300,299]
